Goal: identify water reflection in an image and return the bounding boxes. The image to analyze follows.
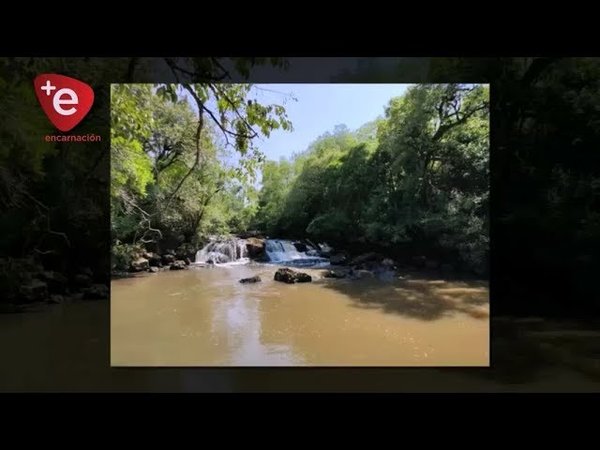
[111,265,489,366]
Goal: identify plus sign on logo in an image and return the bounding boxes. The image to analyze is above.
[34,74,94,132]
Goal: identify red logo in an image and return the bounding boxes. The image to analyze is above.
[34,74,94,132]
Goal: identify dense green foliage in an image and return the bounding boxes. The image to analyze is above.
[111,83,490,274]
[254,85,489,274]
[110,83,290,263]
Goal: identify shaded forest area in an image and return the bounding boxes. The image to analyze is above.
[0,57,599,316]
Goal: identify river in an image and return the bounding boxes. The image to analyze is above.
[111,261,489,366]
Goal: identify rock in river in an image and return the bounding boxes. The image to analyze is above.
[322,269,347,279]
[246,237,265,258]
[239,276,261,284]
[130,257,149,272]
[170,260,187,270]
[352,269,375,280]
[293,241,308,252]
[329,253,348,265]
[19,279,48,303]
[145,252,162,267]
[83,284,109,300]
[48,294,64,304]
[274,268,312,284]
[162,254,176,265]
[350,252,383,266]
[382,258,395,268]
[74,273,92,288]
[294,272,312,283]
[40,270,68,294]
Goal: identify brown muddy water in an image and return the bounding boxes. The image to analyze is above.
[111,264,489,366]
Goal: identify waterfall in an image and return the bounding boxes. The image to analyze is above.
[264,239,303,262]
[264,239,328,267]
[194,237,329,267]
[195,238,249,265]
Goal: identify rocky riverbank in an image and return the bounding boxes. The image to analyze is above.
[111,234,482,283]
[112,243,195,277]
[0,256,109,312]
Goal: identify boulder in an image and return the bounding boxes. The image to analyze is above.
[329,253,348,265]
[145,252,162,267]
[184,257,192,266]
[111,271,132,279]
[353,269,375,280]
[130,257,149,272]
[170,260,187,270]
[295,273,312,283]
[148,267,160,273]
[19,279,48,303]
[350,252,382,266]
[274,268,312,284]
[176,243,197,261]
[4,258,43,287]
[162,254,176,265]
[80,267,93,278]
[20,257,42,271]
[48,294,64,304]
[246,238,265,258]
[318,243,333,257]
[293,241,308,252]
[74,273,92,288]
[382,258,395,268]
[239,276,261,284]
[83,284,109,300]
[322,270,346,279]
[40,270,68,294]
[305,239,319,251]
[274,268,296,284]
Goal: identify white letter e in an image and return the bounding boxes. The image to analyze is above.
[53,88,78,116]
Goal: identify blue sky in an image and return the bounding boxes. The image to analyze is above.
[247,84,410,161]
[183,83,411,164]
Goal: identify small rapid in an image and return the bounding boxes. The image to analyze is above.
[194,237,329,267]
[264,239,328,267]
[194,238,249,265]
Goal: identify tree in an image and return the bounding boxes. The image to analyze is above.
[254,84,490,273]
[110,81,294,260]
[254,159,294,234]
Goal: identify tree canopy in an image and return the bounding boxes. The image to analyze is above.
[253,84,489,273]
[110,82,292,264]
